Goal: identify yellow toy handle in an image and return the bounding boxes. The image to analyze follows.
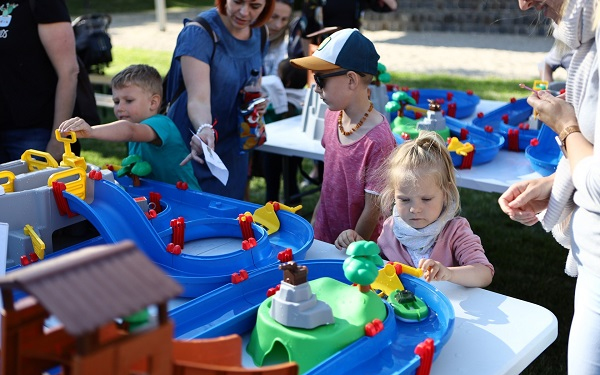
[20,150,59,172]
[273,201,303,214]
[24,224,46,260]
[48,168,87,200]
[0,170,16,193]
[404,104,428,114]
[55,130,87,169]
[391,262,424,278]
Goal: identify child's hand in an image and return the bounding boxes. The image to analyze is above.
[419,259,452,283]
[334,229,363,251]
[59,117,93,138]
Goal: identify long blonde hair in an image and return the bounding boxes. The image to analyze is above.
[378,131,460,218]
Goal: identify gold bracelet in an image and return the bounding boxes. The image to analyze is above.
[556,124,581,158]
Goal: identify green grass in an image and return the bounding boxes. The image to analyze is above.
[75,6,571,374]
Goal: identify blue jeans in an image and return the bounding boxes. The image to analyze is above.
[0,128,50,164]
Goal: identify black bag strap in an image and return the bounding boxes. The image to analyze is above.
[166,16,218,109]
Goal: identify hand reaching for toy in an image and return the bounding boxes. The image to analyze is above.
[419,259,451,283]
[59,117,93,138]
[334,229,364,251]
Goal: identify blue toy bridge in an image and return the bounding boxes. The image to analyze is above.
[63,177,313,297]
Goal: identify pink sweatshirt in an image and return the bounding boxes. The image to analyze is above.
[377,216,495,275]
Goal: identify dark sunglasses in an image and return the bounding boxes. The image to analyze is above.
[313,70,365,89]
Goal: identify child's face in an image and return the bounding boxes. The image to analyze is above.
[313,69,351,110]
[112,84,155,124]
[394,173,445,229]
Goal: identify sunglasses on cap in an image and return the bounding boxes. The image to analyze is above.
[313,70,365,89]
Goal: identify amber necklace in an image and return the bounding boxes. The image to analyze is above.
[338,101,374,136]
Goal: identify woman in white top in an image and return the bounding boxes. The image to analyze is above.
[499,0,600,373]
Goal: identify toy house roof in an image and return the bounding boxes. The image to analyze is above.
[0,240,182,336]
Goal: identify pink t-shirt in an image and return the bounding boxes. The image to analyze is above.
[377,216,495,275]
[313,109,396,244]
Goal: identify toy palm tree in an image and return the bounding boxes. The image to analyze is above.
[343,241,384,293]
[117,154,152,187]
[385,91,417,118]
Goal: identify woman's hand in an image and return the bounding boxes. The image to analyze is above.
[527,90,578,135]
[180,126,216,166]
[498,175,554,226]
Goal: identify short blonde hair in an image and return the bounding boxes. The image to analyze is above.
[111,64,162,98]
[378,131,460,218]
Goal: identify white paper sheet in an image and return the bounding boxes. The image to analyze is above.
[200,140,229,186]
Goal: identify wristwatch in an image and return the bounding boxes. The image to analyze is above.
[555,125,581,158]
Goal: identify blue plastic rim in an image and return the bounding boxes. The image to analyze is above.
[169,259,454,375]
[525,124,561,176]
[401,88,481,120]
[471,98,539,151]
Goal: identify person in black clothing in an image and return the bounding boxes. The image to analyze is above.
[0,0,79,163]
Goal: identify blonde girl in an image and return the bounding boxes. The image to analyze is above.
[336,131,494,288]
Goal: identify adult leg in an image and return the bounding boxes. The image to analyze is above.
[286,156,302,205]
[568,265,600,374]
[262,152,283,203]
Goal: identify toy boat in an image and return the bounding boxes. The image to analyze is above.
[1,142,313,298]
[445,117,505,168]
[525,124,561,176]
[169,259,455,375]
[471,98,540,152]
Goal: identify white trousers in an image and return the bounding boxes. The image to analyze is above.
[568,266,600,374]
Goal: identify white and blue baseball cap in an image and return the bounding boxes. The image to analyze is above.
[290,28,380,76]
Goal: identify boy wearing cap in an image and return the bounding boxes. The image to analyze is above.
[290,28,396,247]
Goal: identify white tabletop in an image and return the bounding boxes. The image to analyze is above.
[260,99,543,194]
[306,240,558,375]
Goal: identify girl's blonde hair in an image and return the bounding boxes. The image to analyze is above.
[378,131,460,218]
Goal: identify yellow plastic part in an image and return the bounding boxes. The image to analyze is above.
[273,201,303,214]
[20,150,59,172]
[404,104,428,114]
[105,163,122,171]
[533,80,549,91]
[47,168,87,200]
[447,137,474,156]
[371,263,405,298]
[55,130,87,169]
[24,224,45,260]
[253,202,280,235]
[389,262,424,278]
[0,170,16,193]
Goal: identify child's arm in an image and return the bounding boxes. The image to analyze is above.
[59,117,158,144]
[354,192,380,241]
[334,229,364,251]
[419,259,493,288]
